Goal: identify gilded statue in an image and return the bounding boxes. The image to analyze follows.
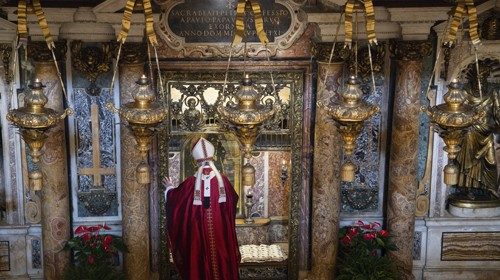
[453,59,500,205]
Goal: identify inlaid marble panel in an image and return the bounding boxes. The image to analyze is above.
[441,232,500,261]
[269,222,288,243]
[268,151,291,217]
[248,152,267,218]
[72,88,119,218]
[168,152,181,188]
[340,83,383,213]
[236,226,268,245]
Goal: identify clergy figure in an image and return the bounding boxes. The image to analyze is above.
[164,137,240,280]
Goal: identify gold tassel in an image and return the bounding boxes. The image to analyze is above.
[136,162,150,185]
[17,0,28,42]
[17,0,55,49]
[341,161,356,182]
[143,0,158,46]
[443,163,459,186]
[242,163,256,187]
[136,162,150,184]
[29,171,43,191]
[118,0,158,45]
[445,0,480,46]
[232,0,269,46]
[117,0,137,44]
[344,0,378,49]
[32,0,55,49]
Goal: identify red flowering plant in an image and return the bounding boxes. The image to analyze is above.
[64,224,127,280]
[336,221,400,280]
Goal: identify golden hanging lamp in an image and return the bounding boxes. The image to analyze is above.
[319,0,380,182]
[218,74,277,159]
[217,0,278,223]
[108,75,168,184]
[108,0,168,185]
[7,80,72,190]
[425,79,484,185]
[323,76,379,182]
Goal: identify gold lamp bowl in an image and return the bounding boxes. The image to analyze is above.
[108,75,168,184]
[217,75,278,158]
[6,79,72,189]
[108,75,168,128]
[7,80,72,131]
[425,80,484,185]
[426,80,483,131]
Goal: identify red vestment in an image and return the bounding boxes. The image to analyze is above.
[166,175,240,280]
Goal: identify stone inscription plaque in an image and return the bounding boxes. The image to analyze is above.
[167,0,292,43]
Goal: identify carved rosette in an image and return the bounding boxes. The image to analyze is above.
[0,43,12,84]
[311,41,350,63]
[27,41,67,62]
[71,41,113,96]
[119,42,148,65]
[390,40,432,61]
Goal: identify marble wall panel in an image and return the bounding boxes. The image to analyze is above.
[268,151,291,217]
[441,232,500,261]
[269,222,288,243]
[248,152,267,218]
[236,226,268,245]
[168,152,181,188]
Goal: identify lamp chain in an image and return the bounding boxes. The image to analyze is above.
[425,15,452,99]
[109,42,123,96]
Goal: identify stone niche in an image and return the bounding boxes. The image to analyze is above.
[156,59,311,279]
[419,15,500,278]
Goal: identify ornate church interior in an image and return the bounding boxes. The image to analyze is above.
[0,0,498,279]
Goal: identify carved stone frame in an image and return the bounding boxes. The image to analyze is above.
[155,60,313,279]
[155,0,307,58]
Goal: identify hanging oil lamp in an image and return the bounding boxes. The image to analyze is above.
[107,75,168,184]
[217,74,278,223]
[7,79,72,190]
[318,0,380,182]
[425,79,483,185]
[323,76,379,182]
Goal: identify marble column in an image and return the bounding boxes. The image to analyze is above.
[308,61,343,279]
[119,44,151,280]
[28,42,71,279]
[386,41,431,280]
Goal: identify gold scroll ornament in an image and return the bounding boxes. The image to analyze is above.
[344,0,377,48]
[233,0,269,45]
[446,0,480,46]
[117,0,158,45]
[17,0,54,48]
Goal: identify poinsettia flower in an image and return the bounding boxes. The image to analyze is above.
[102,224,111,230]
[341,235,352,246]
[87,254,95,264]
[354,220,365,226]
[75,225,88,235]
[103,235,113,247]
[371,222,381,229]
[378,229,390,237]
[82,233,91,243]
[87,225,101,232]
[363,232,376,241]
[347,227,358,236]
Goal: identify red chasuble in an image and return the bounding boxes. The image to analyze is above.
[166,175,240,280]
